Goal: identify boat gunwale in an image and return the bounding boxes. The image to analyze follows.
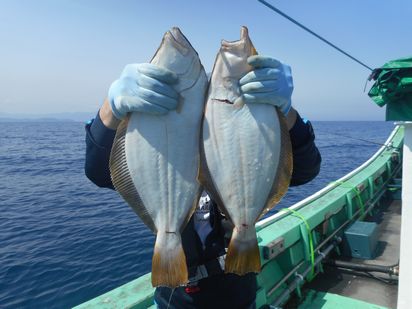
[256,124,401,231]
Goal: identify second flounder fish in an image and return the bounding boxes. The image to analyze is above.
[199,26,293,275]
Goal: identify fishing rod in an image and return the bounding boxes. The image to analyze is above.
[257,0,373,71]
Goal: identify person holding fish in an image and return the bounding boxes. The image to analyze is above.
[85,29,321,309]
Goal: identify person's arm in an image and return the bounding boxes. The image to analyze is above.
[288,110,321,186]
[84,100,118,189]
[277,105,321,186]
[99,98,121,130]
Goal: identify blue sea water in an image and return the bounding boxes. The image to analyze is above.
[0,120,395,308]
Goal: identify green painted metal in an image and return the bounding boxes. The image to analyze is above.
[74,126,403,309]
[73,273,155,309]
[298,290,389,309]
[368,56,412,121]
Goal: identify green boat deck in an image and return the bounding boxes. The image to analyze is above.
[297,290,389,309]
[299,198,400,309]
[75,126,404,309]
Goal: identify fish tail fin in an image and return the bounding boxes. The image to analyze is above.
[225,225,261,275]
[151,231,188,288]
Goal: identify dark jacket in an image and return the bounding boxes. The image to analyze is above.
[84,111,321,308]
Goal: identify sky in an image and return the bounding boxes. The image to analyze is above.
[0,0,411,120]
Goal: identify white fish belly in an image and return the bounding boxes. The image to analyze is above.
[203,101,281,225]
[125,73,207,231]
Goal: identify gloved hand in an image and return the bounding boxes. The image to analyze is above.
[108,63,179,119]
[239,55,293,115]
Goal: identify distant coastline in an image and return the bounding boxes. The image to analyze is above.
[0,117,78,123]
[0,112,389,123]
[0,112,95,123]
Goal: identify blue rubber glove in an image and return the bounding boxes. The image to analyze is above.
[108,63,179,119]
[239,55,293,115]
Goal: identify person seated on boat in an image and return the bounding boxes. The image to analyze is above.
[84,55,321,309]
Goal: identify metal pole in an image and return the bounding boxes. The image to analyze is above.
[272,239,340,307]
[397,122,412,309]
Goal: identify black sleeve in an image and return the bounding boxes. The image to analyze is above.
[84,112,116,189]
[289,112,322,186]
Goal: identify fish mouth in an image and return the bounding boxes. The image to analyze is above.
[166,27,192,55]
[220,26,257,56]
[221,26,249,48]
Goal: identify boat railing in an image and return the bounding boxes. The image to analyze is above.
[256,125,402,231]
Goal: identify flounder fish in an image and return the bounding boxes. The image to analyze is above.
[199,26,292,275]
[110,27,208,287]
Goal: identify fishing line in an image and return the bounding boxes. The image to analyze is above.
[257,0,373,71]
[280,208,315,280]
[324,132,401,150]
[166,288,176,309]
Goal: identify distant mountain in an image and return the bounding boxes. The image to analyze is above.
[0,112,95,122]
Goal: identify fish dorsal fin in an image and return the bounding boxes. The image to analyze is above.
[109,115,157,233]
[260,109,293,219]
